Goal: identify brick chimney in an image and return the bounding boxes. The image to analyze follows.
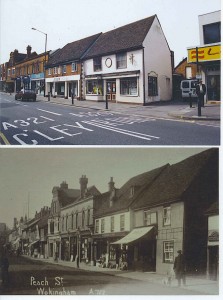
[108,177,115,193]
[80,175,88,198]
[60,181,68,189]
[27,45,32,57]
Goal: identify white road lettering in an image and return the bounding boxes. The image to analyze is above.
[83,120,160,141]
[63,122,94,132]
[13,133,38,145]
[33,130,64,141]
[50,125,82,137]
[14,120,30,126]
[27,117,46,124]
[37,108,62,116]
[2,122,18,130]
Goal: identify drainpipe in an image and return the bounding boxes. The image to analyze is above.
[142,47,146,106]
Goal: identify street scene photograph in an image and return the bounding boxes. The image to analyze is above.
[0,147,219,296]
[0,0,221,145]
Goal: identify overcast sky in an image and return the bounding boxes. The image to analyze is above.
[0,0,221,66]
[0,147,214,228]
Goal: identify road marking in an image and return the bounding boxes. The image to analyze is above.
[0,132,10,145]
[40,116,55,121]
[37,108,62,116]
[82,120,160,141]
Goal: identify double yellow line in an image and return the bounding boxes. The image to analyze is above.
[0,132,10,145]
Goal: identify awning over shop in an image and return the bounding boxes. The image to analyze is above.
[13,238,20,245]
[112,226,154,245]
[28,240,40,247]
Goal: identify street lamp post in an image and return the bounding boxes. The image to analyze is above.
[31,27,47,97]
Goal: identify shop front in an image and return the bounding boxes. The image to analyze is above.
[45,75,80,99]
[187,44,221,102]
[30,73,45,95]
[112,226,156,271]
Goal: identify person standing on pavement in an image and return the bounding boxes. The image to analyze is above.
[196,80,206,107]
[173,250,186,287]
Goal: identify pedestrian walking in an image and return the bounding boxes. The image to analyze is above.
[173,250,186,287]
[1,254,9,286]
[196,80,206,107]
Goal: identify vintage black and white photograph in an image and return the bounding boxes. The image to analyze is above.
[0,147,219,296]
[0,0,221,146]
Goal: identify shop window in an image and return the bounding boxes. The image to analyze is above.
[86,80,103,95]
[163,241,174,263]
[101,219,105,233]
[203,22,221,44]
[111,216,114,232]
[72,62,77,72]
[148,76,158,96]
[95,220,99,233]
[116,52,127,69]
[93,57,102,72]
[144,210,157,226]
[163,207,171,226]
[120,77,137,95]
[120,215,125,231]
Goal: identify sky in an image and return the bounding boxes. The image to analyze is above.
[0,147,214,228]
[0,0,221,66]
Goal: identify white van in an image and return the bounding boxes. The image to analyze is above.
[180,80,198,100]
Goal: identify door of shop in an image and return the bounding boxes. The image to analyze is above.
[106,80,116,101]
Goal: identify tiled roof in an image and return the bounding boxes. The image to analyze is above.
[94,164,168,217]
[83,15,156,59]
[46,33,102,67]
[132,148,218,210]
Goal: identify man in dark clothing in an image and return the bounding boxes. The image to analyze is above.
[173,250,186,287]
[196,80,206,107]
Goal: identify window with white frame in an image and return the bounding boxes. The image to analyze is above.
[101,219,105,233]
[95,220,99,233]
[120,77,137,95]
[86,80,103,95]
[148,76,158,96]
[144,210,157,226]
[48,68,51,75]
[71,62,77,72]
[120,215,125,231]
[93,57,102,72]
[116,52,127,69]
[163,241,174,263]
[62,65,66,73]
[163,206,171,226]
[58,66,61,74]
[111,216,114,232]
[53,67,57,75]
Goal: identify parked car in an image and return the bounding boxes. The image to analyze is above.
[180,79,198,100]
[15,89,37,101]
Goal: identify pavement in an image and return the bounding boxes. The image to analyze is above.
[25,255,219,295]
[35,94,221,122]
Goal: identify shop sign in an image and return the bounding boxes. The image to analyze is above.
[187,45,221,63]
